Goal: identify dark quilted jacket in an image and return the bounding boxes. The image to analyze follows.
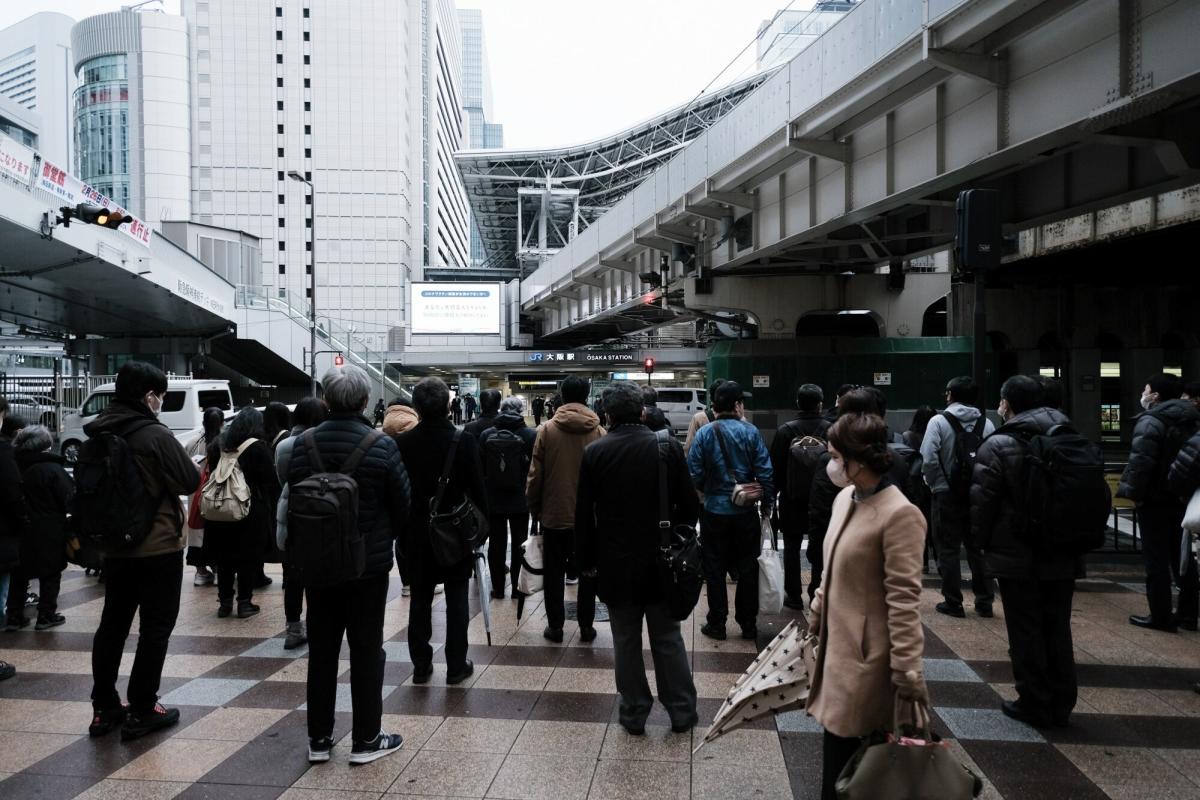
[286,412,411,578]
[1168,431,1200,502]
[1118,399,1200,506]
[970,408,1084,581]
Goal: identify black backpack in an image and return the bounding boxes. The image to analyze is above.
[74,418,161,551]
[785,423,828,501]
[940,413,986,499]
[287,428,382,587]
[484,429,528,492]
[1017,424,1111,554]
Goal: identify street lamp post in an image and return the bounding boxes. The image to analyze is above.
[288,171,317,396]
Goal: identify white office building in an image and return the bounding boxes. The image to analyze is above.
[424,0,470,272]
[71,9,191,223]
[181,0,468,351]
[0,12,76,165]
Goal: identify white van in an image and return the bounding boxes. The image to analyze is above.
[654,387,708,431]
[59,379,234,463]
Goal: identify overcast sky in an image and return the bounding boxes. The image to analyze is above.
[4,0,806,148]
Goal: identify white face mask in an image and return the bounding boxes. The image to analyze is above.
[826,456,853,488]
[1140,392,1155,411]
[146,392,163,417]
[998,398,1012,421]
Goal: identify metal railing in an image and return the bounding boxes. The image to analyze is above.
[234,285,407,399]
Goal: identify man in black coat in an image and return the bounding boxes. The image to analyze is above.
[971,375,1082,729]
[287,364,411,765]
[769,383,830,609]
[532,395,545,426]
[463,389,501,440]
[0,397,28,682]
[479,396,537,597]
[576,381,700,735]
[1118,372,1200,632]
[395,377,489,685]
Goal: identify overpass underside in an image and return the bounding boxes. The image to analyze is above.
[519,0,1200,348]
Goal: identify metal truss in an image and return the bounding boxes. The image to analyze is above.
[456,70,775,273]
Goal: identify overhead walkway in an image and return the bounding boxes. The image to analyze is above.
[516,0,1200,341]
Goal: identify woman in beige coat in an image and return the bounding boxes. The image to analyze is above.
[806,412,928,799]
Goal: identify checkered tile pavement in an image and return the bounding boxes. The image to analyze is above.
[0,560,1198,799]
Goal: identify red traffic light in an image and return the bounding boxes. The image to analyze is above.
[643,357,655,374]
[334,354,345,366]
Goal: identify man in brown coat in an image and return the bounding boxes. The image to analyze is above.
[85,362,201,741]
[526,375,604,642]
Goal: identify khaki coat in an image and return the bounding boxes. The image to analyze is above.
[806,483,926,738]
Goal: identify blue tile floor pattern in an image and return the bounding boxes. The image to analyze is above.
[159,677,260,707]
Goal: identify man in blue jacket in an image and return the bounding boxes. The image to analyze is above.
[688,381,774,641]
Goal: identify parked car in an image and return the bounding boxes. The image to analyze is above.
[6,394,60,429]
[59,379,234,464]
[654,387,708,431]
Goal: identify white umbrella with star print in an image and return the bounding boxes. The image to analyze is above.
[695,619,817,751]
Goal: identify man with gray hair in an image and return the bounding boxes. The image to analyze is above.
[480,395,537,596]
[286,364,412,765]
[576,381,700,734]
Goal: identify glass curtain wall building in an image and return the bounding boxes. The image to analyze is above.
[71,9,191,223]
[458,8,503,267]
[73,54,130,208]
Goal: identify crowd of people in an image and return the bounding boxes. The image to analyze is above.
[1,363,1198,791]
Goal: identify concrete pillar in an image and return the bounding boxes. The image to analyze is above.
[1070,348,1102,443]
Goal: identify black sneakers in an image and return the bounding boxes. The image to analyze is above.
[308,736,334,764]
[121,704,180,741]
[35,613,66,630]
[446,659,474,685]
[935,601,966,618]
[4,615,29,632]
[411,663,433,684]
[700,623,726,641]
[88,705,128,737]
[349,731,404,765]
[579,626,598,643]
[543,626,564,643]
[237,602,261,619]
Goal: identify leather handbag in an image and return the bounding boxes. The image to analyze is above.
[655,430,704,621]
[429,429,489,567]
[835,701,982,800]
[712,421,763,507]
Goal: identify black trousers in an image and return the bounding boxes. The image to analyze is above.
[779,503,807,604]
[701,511,760,630]
[542,526,595,630]
[408,575,470,674]
[1139,503,1199,624]
[284,562,304,624]
[807,528,825,602]
[609,602,697,730]
[216,557,255,605]
[822,729,863,800]
[305,573,389,742]
[6,568,61,619]
[933,492,995,608]
[487,512,529,597]
[91,550,183,713]
[998,578,1078,723]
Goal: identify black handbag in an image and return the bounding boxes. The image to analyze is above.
[429,429,489,567]
[654,430,703,621]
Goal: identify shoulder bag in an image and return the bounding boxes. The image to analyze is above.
[429,429,489,567]
[712,421,763,507]
[655,430,704,620]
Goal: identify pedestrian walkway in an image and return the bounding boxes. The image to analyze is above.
[0,562,1197,799]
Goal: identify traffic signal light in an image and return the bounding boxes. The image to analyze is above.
[334,354,345,366]
[58,203,128,230]
[643,357,655,375]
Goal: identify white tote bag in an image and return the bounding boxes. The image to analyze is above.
[1183,488,1200,534]
[516,527,545,596]
[757,515,785,615]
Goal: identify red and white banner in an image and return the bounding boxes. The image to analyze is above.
[0,134,35,184]
[36,157,153,248]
